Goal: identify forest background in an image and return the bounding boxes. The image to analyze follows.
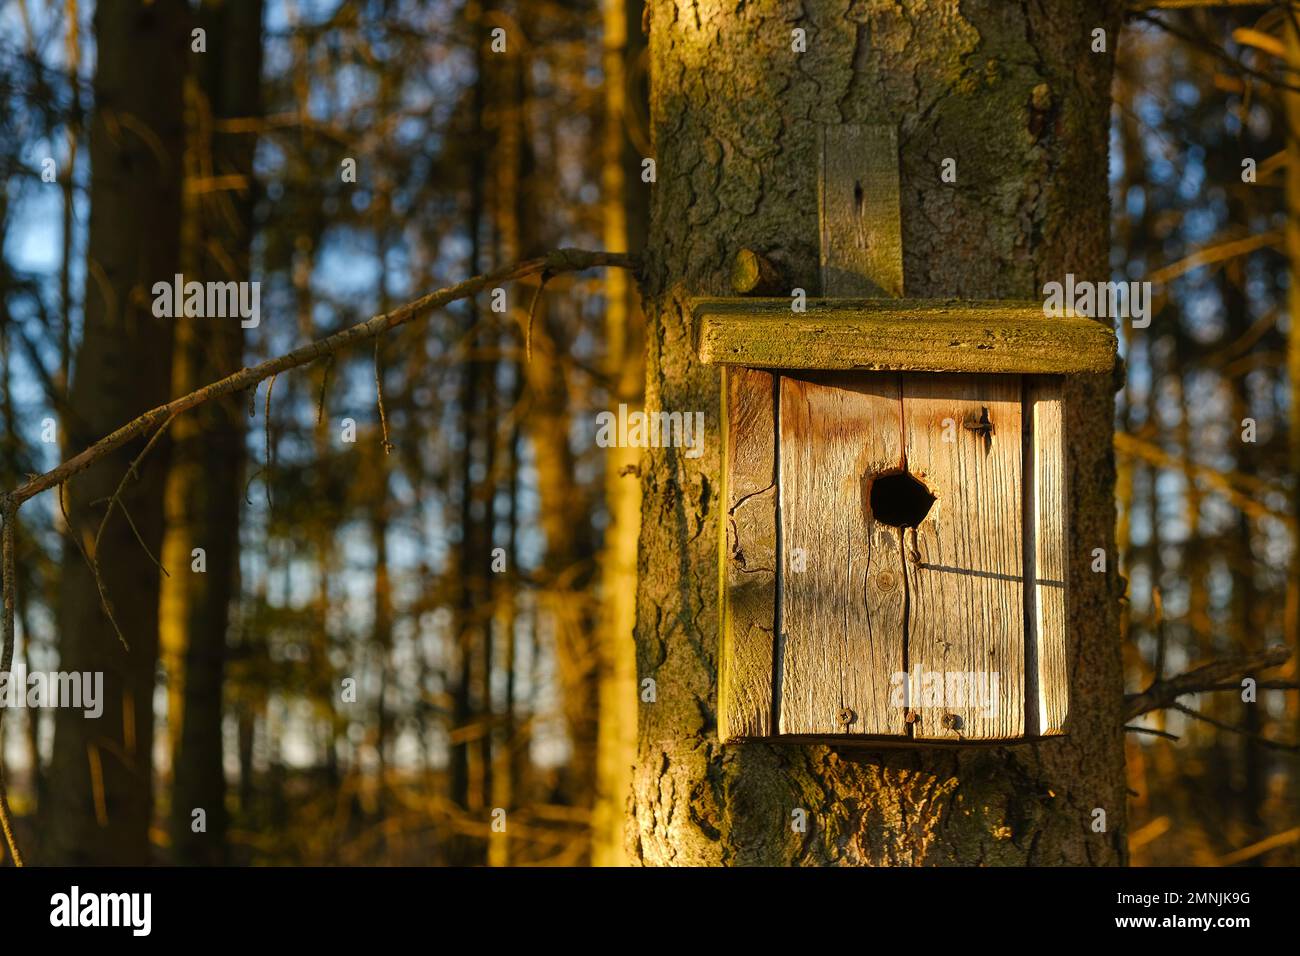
[0,0,1297,866]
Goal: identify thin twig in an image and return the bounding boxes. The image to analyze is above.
[110,498,170,579]
[58,481,126,651]
[374,338,393,454]
[316,354,335,426]
[264,373,277,509]
[1170,702,1300,752]
[92,410,177,576]
[525,271,552,363]
[1125,725,1181,741]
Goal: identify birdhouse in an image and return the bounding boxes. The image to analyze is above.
[700,124,1118,745]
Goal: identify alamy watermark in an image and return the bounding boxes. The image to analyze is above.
[595,403,705,459]
[889,665,1000,718]
[151,274,260,328]
[50,886,151,936]
[1042,273,1151,328]
[0,667,103,718]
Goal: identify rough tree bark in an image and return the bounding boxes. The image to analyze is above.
[630,0,1128,865]
[45,0,188,865]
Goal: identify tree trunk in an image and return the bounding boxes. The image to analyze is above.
[162,0,262,867]
[1286,3,1300,741]
[45,0,188,865]
[593,0,648,867]
[631,0,1127,865]
[448,2,494,863]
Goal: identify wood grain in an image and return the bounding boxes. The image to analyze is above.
[818,125,904,297]
[694,298,1117,375]
[1025,376,1069,735]
[718,366,778,741]
[901,374,1025,740]
[778,372,907,737]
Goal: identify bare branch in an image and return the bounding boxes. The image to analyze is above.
[1125,725,1181,741]
[1147,228,1284,286]
[1170,702,1300,751]
[6,249,636,509]
[1124,645,1293,719]
[1217,825,1300,865]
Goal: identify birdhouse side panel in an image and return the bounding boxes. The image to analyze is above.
[1026,376,1069,736]
[718,366,778,742]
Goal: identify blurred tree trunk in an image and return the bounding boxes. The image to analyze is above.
[1224,255,1264,847]
[161,0,262,867]
[593,0,647,868]
[507,2,602,832]
[487,14,527,865]
[369,69,396,817]
[45,0,188,865]
[631,0,1127,865]
[1286,5,1300,732]
[58,0,81,394]
[488,403,522,868]
[0,297,43,815]
[449,1,493,864]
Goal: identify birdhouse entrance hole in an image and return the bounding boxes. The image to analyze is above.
[868,471,935,529]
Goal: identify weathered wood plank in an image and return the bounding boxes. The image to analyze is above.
[778,372,907,737]
[1025,376,1069,735]
[818,125,904,297]
[719,366,778,741]
[901,374,1025,740]
[693,298,1117,375]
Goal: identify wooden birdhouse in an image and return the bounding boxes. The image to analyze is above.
[701,125,1117,745]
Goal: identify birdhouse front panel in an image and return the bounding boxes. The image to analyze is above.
[718,361,1071,745]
